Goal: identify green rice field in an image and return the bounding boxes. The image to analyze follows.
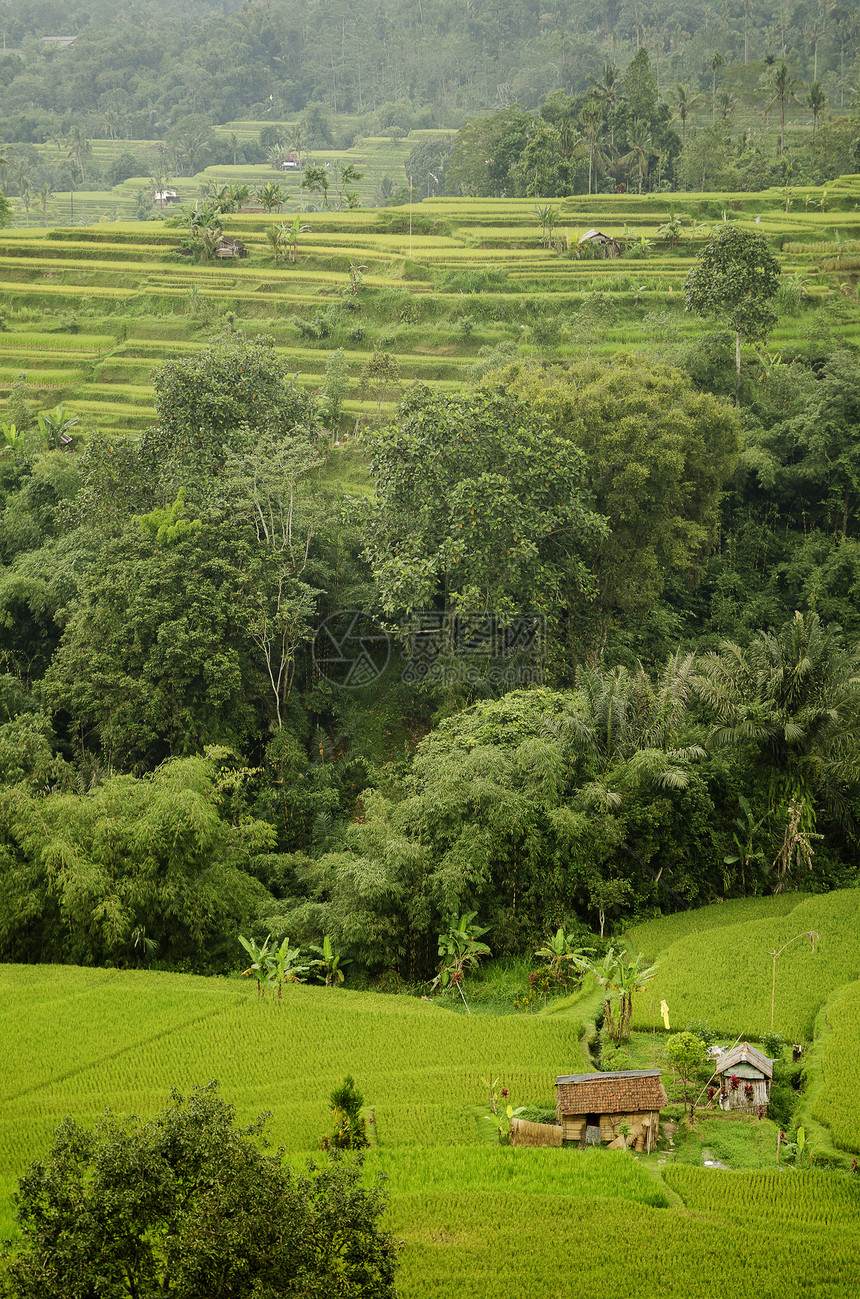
[2,170,860,438]
[2,888,860,1299]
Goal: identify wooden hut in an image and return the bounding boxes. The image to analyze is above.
[555,1069,667,1152]
[576,228,622,258]
[715,1043,773,1113]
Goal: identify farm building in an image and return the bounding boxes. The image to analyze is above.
[555,1069,667,1152]
[715,1042,773,1113]
[153,189,180,206]
[576,228,622,258]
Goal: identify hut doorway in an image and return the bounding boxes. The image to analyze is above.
[584,1113,601,1146]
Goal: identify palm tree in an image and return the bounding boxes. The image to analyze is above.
[711,51,725,124]
[806,81,828,140]
[37,405,79,449]
[548,655,704,795]
[672,84,700,143]
[717,90,737,122]
[620,121,653,195]
[766,62,802,156]
[577,99,605,195]
[283,214,310,262]
[573,947,658,1045]
[590,62,620,154]
[693,611,860,829]
[238,933,273,996]
[65,124,92,182]
[37,182,53,224]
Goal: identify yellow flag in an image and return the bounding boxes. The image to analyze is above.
[660,999,670,1030]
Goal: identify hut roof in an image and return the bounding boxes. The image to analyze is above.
[715,1042,773,1079]
[556,1069,667,1115]
[578,228,617,244]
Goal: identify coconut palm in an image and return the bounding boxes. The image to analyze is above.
[711,51,725,123]
[765,62,802,156]
[806,81,828,140]
[65,124,92,182]
[693,610,860,828]
[619,121,653,194]
[671,84,701,143]
[577,99,606,195]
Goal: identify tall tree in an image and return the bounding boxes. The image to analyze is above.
[684,223,781,391]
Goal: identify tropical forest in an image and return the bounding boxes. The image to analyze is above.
[1,0,860,1296]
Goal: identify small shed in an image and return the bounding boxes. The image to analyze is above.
[715,1043,773,1113]
[556,1069,667,1152]
[577,228,622,258]
[154,189,180,206]
[214,239,248,259]
[280,153,302,170]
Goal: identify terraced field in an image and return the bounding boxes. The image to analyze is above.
[2,174,860,438]
[1,955,860,1299]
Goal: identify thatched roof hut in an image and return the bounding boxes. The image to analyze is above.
[556,1069,667,1152]
[715,1043,773,1113]
[577,228,622,258]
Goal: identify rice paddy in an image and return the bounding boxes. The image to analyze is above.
[2,171,860,438]
[2,884,860,1299]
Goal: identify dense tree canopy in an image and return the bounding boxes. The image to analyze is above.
[7,1082,398,1299]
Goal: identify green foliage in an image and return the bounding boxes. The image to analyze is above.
[685,225,781,371]
[322,1074,369,1150]
[665,1031,708,1101]
[0,755,274,968]
[134,485,201,544]
[366,385,606,634]
[574,946,658,1046]
[499,356,739,644]
[693,611,860,833]
[6,1081,397,1299]
[432,910,492,1001]
[142,335,320,489]
[42,522,265,768]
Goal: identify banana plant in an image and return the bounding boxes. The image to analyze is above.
[37,405,79,450]
[534,928,592,983]
[431,910,491,1011]
[238,933,273,996]
[266,936,311,998]
[309,934,350,986]
[0,421,21,456]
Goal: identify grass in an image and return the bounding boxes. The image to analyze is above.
[627,889,860,1041]
[2,177,860,437]
[2,905,860,1299]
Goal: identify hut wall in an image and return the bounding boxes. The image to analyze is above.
[560,1110,661,1151]
[510,1117,563,1147]
[720,1079,770,1112]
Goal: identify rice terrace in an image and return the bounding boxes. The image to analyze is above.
[4,1,860,1295]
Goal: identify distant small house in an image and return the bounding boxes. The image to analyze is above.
[154,189,180,206]
[715,1043,773,1113]
[556,1069,667,1152]
[577,228,622,259]
[42,36,78,50]
[280,153,302,170]
[214,238,248,259]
